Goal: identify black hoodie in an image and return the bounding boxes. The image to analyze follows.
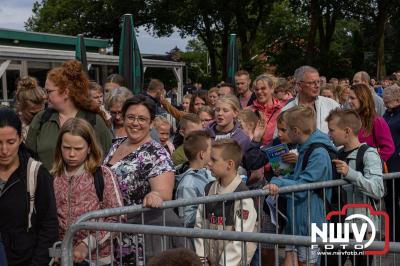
[0,149,58,266]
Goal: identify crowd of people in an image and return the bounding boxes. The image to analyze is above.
[1,59,400,266]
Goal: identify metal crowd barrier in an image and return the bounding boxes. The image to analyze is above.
[59,173,400,266]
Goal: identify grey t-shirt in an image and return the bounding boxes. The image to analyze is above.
[373,93,386,116]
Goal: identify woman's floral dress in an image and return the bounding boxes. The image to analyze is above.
[104,138,174,265]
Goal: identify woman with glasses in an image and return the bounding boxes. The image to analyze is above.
[104,87,133,141]
[198,106,215,129]
[25,60,113,170]
[103,95,177,264]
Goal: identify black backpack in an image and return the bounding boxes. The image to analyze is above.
[338,144,369,175]
[301,143,340,180]
[338,144,386,206]
[93,166,105,203]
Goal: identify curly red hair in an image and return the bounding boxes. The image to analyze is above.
[47,60,103,116]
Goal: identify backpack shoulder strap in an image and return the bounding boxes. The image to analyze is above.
[34,108,56,159]
[355,144,370,175]
[27,158,42,230]
[39,108,56,130]
[204,181,215,196]
[301,143,329,171]
[93,166,104,203]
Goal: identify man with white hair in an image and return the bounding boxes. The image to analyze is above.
[281,65,340,133]
[352,71,386,115]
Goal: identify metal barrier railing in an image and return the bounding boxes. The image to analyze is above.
[60,172,400,266]
[74,178,348,224]
[62,223,400,265]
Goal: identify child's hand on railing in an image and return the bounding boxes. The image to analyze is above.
[263,183,279,196]
[73,242,88,263]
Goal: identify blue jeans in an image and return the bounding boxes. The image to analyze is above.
[0,241,7,266]
[250,247,260,266]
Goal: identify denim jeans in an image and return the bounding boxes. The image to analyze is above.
[0,241,7,266]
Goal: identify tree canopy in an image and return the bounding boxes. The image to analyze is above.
[26,0,400,83]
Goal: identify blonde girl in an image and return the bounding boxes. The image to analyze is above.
[52,118,123,265]
[205,94,250,153]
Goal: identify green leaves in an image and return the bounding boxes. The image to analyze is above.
[25,0,400,80]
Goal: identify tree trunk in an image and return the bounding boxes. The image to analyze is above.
[241,39,253,71]
[376,0,387,80]
[235,21,250,70]
[318,11,337,56]
[208,46,218,82]
[324,13,337,53]
[200,13,218,82]
[351,30,364,71]
[197,32,218,82]
[306,0,320,64]
[221,30,229,81]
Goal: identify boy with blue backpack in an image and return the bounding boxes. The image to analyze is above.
[265,106,335,266]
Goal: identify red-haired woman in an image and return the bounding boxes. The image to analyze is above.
[26,60,113,170]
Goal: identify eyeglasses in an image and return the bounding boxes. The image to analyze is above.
[110,111,123,117]
[125,115,150,124]
[45,88,57,95]
[299,80,321,87]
